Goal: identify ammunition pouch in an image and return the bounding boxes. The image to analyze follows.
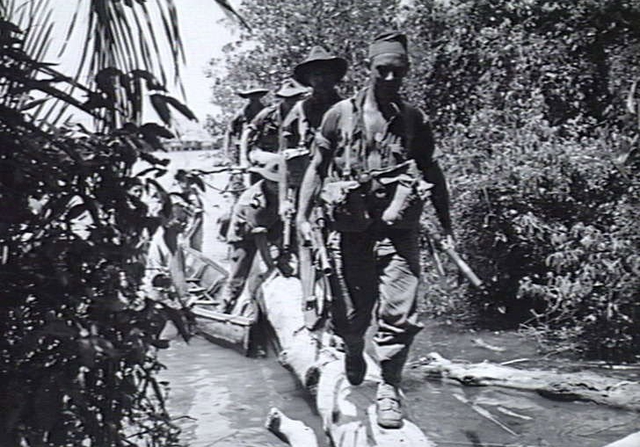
[321,160,433,232]
[320,181,371,232]
[283,147,310,189]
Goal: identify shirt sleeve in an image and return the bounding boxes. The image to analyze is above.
[411,108,440,170]
[246,108,266,147]
[281,102,302,149]
[314,103,342,155]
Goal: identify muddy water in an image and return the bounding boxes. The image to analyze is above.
[153,151,639,447]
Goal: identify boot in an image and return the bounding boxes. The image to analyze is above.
[344,340,366,386]
[376,382,403,429]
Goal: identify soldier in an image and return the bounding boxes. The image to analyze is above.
[296,31,454,429]
[217,86,269,241]
[174,170,204,252]
[244,79,309,178]
[280,46,347,216]
[280,46,347,326]
[224,86,269,165]
[218,154,283,316]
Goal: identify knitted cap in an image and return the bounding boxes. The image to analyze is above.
[368,31,408,59]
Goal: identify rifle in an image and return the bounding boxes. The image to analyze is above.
[282,187,294,251]
[302,216,332,276]
[423,228,483,289]
[193,165,248,176]
[280,147,311,252]
[298,213,333,330]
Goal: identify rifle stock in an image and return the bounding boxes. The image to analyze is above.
[311,228,332,275]
[442,245,483,288]
[302,219,332,276]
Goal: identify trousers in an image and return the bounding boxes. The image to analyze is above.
[329,227,424,386]
[220,240,256,311]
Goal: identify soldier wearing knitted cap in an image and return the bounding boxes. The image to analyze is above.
[297,31,454,429]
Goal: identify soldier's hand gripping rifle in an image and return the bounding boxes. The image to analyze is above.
[298,212,333,330]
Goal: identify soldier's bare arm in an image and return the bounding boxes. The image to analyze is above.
[296,147,330,240]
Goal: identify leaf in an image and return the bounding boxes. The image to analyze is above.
[190,174,206,192]
[66,203,88,220]
[130,69,166,91]
[163,95,198,121]
[214,0,251,31]
[141,122,174,139]
[95,67,124,94]
[134,166,163,178]
[0,20,23,34]
[19,98,49,112]
[83,91,112,110]
[150,94,172,125]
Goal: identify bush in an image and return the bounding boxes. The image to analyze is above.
[0,11,193,444]
[401,0,640,361]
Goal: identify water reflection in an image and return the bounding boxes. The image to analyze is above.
[160,337,322,446]
[405,322,639,447]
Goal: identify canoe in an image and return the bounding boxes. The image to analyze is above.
[180,246,256,355]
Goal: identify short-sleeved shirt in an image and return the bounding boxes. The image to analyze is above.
[315,87,439,181]
[226,180,279,243]
[280,92,342,188]
[246,104,285,153]
[281,92,342,151]
[316,88,441,230]
[229,102,266,138]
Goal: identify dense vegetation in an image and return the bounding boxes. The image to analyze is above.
[0,0,229,445]
[209,0,640,361]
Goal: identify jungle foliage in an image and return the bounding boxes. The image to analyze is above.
[210,0,640,361]
[0,0,230,445]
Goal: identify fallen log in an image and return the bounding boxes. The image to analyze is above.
[411,352,640,412]
[260,272,436,447]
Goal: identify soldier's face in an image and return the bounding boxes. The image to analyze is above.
[128,185,144,199]
[307,66,339,90]
[370,54,409,96]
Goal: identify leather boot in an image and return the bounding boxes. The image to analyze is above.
[376,382,403,429]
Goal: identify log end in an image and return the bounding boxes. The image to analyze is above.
[265,407,320,447]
